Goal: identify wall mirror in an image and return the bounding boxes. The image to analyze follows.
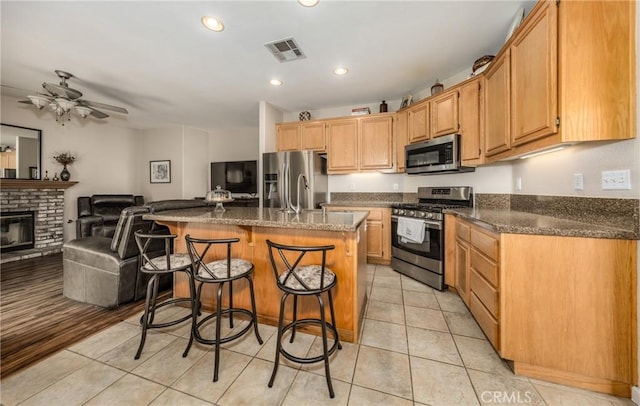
[0,124,42,179]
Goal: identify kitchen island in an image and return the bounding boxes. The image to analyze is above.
[145,206,369,343]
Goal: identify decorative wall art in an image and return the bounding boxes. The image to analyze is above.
[150,160,171,183]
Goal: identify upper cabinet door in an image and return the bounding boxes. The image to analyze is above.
[431,90,459,138]
[276,123,301,151]
[459,78,483,164]
[301,122,326,151]
[359,115,394,170]
[509,0,558,146]
[395,110,408,172]
[408,101,430,143]
[484,50,511,157]
[326,118,358,172]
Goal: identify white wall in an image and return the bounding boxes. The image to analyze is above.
[183,126,210,198]
[1,94,142,240]
[140,126,183,201]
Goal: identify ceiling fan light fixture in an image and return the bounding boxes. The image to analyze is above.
[55,97,77,112]
[269,79,283,86]
[75,106,92,118]
[201,16,224,32]
[333,67,349,76]
[298,0,319,7]
[28,95,50,109]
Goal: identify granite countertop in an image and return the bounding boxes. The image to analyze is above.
[324,201,398,208]
[145,206,368,232]
[446,208,639,240]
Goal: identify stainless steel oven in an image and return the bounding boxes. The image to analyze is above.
[390,186,473,290]
[391,216,444,288]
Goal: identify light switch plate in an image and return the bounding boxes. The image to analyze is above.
[573,173,584,190]
[601,170,631,190]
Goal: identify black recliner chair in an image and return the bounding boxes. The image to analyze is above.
[76,194,145,239]
[63,199,207,308]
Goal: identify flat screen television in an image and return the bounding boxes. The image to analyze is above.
[210,160,258,194]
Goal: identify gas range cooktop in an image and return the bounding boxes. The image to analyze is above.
[391,186,473,220]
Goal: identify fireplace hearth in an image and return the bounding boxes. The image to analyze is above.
[1,211,35,253]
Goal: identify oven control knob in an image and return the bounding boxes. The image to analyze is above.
[397,209,404,215]
[417,211,426,218]
[408,210,415,217]
[392,208,398,215]
[425,212,434,219]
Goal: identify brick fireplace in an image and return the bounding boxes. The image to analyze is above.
[0,180,77,263]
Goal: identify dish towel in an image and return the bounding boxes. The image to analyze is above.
[397,217,426,244]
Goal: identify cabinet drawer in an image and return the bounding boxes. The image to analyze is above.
[455,221,470,242]
[470,269,499,318]
[365,208,383,221]
[471,228,499,260]
[469,292,500,351]
[470,249,499,287]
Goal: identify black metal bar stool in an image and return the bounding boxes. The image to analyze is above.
[133,230,195,360]
[266,239,342,398]
[182,235,263,382]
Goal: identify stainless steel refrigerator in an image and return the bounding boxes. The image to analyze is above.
[263,151,328,212]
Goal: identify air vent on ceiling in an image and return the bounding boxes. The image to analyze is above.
[264,37,306,63]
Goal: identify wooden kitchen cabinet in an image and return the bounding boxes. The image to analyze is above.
[359,115,394,171]
[326,118,359,172]
[431,90,459,138]
[407,100,429,143]
[395,110,408,172]
[458,77,484,165]
[301,121,326,151]
[484,50,511,157]
[328,206,391,265]
[276,123,301,151]
[444,214,637,397]
[484,0,635,161]
[0,150,16,169]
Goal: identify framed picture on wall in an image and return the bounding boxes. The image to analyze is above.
[150,160,171,183]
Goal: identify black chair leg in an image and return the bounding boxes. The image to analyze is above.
[183,276,199,358]
[290,295,298,343]
[327,289,342,350]
[269,292,288,388]
[247,276,263,344]
[213,281,225,382]
[317,294,335,398]
[135,274,157,360]
[228,281,234,329]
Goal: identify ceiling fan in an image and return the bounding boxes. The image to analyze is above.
[18,70,128,123]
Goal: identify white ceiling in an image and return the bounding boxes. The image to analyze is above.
[1,1,532,132]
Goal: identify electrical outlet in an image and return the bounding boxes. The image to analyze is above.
[601,170,631,190]
[349,183,355,191]
[392,183,399,191]
[573,173,584,190]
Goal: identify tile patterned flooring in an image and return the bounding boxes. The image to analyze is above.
[1,264,634,405]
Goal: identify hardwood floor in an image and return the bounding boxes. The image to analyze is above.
[0,253,168,378]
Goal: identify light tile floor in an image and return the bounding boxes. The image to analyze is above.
[1,264,635,405]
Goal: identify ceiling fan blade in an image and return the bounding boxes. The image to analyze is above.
[18,99,33,104]
[42,82,83,99]
[88,107,109,119]
[81,99,128,114]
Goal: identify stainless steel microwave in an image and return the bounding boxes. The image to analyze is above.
[405,134,475,175]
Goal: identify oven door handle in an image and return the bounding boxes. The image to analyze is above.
[391,215,442,230]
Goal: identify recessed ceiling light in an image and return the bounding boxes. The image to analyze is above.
[298,0,319,7]
[270,79,283,86]
[333,67,348,76]
[201,16,224,32]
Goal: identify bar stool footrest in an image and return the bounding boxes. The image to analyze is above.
[279,318,340,364]
[139,297,193,329]
[193,308,258,345]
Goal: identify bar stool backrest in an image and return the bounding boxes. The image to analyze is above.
[134,230,178,272]
[266,239,335,292]
[185,235,240,280]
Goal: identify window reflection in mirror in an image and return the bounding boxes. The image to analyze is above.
[0,124,42,180]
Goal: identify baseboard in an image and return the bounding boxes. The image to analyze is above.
[632,386,640,405]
